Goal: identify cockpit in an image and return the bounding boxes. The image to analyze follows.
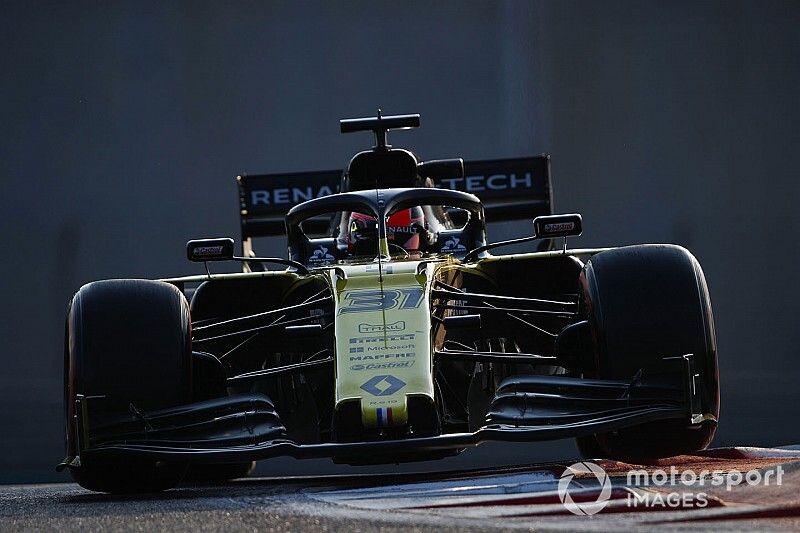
[285,187,485,267]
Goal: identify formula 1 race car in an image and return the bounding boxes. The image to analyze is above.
[60,112,719,493]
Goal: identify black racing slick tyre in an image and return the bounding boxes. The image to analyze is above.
[577,245,720,459]
[64,279,192,493]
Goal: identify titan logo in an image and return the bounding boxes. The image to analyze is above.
[358,321,405,333]
[360,375,406,397]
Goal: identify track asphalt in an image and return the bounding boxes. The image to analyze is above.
[3,447,800,531]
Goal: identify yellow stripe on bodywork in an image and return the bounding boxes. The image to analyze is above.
[330,260,436,428]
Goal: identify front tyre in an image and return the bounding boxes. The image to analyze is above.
[64,279,192,493]
[577,245,720,459]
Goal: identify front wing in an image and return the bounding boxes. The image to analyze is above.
[60,362,710,469]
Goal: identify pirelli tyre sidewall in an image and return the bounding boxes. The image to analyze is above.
[578,244,719,459]
[65,279,192,493]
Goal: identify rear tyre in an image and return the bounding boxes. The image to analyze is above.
[577,245,719,459]
[65,279,192,493]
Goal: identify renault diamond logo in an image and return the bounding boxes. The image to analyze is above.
[360,375,406,396]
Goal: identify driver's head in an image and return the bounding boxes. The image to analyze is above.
[347,207,425,256]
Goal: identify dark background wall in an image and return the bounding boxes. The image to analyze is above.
[1,1,797,482]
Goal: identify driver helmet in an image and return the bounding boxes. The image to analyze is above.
[347,207,425,255]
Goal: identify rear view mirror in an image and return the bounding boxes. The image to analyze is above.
[187,238,235,262]
[533,214,582,239]
[463,212,583,261]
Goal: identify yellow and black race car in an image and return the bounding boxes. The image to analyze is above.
[60,113,720,493]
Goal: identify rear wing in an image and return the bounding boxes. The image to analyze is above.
[237,155,552,245]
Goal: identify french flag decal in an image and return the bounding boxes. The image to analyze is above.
[376,407,393,426]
